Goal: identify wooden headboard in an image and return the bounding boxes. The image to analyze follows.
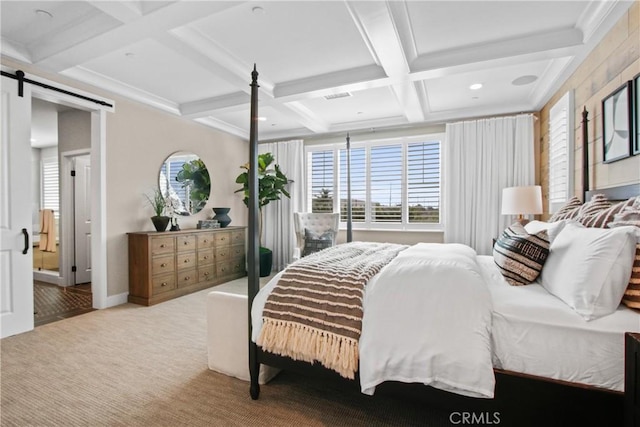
[585,184,640,202]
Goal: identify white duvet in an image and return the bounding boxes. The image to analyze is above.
[251,243,495,398]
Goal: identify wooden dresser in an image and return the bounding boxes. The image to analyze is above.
[128,226,246,306]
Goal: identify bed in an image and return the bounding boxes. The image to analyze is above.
[244,68,640,424]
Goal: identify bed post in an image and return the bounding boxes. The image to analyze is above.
[346,133,353,243]
[582,106,589,200]
[248,65,261,400]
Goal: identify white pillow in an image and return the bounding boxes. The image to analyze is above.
[524,220,567,243]
[541,222,637,320]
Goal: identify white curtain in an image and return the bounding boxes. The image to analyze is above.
[444,114,535,255]
[259,140,305,271]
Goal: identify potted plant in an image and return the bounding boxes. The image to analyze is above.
[235,152,290,276]
[145,188,170,232]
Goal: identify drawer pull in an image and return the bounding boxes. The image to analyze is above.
[220,252,227,257]
[221,267,226,272]
[184,241,189,245]
[204,272,209,276]
[203,239,208,243]
[161,282,167,287]
[184,259,190,263]
[220,237,226,241]
[184,276,190,281]
[160,244,166,248]
[161,263,167,267]
[203,255,209,260]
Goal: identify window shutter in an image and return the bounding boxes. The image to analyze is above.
[370,145,402,223]
[548,91,574,213]
[339,147,366,222]
[42,156,59,218]
[407,141,440,223]
[309,150,334,213]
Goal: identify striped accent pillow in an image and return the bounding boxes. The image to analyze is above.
[576,194,611,219]
[608,214,640,310]
[580,197,637,228]
[493,222,550,286]
[549,196,582,222]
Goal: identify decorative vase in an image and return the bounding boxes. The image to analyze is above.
[212,207,232,228]
[151,216,170,232]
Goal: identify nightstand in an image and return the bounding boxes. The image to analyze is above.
[626,332,640,427]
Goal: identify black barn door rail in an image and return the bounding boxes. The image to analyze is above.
[1,69,113,108]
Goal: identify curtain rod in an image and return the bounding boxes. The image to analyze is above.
[1,69,113,108]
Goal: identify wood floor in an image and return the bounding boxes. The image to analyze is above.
[34,281,94,327]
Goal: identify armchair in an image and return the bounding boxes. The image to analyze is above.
[293,212,340,261]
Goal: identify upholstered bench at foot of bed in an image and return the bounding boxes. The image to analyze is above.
[207,290,279,384]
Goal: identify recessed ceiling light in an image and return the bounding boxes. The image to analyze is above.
[35,9,53,19]
[357,111,363,115]
[252,6,265,14]
[124,52,135,58]
[469,83,483,90]
[472,96,479,100]
[512,75,538,86]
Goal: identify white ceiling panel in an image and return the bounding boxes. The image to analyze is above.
[82,38,238,104]
[299,86,404,126]
[211,105,303,136]
[424,59,555,113]
[408,1,587,55]
[189,1,376,84]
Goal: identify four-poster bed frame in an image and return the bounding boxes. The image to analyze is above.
[245,67,636,424]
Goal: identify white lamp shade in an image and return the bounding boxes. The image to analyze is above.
[501,185,543,215]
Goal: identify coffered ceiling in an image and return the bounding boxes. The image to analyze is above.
[1,1,634,141]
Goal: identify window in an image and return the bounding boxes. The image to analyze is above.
[41,155,59,219]
[548,91,574,213]
[306,134,442,229]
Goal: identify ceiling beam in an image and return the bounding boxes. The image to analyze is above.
[345,1,425,123]
[87,0,143,23]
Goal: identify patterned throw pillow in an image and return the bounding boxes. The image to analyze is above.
[608,212,640,310]
[302,229,335,257]
[549,196,582,222]
[576,194,611,219]
[493,222,550,286]
[580,196,637,228]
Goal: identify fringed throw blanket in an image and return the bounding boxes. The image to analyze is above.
[257,242,407,379]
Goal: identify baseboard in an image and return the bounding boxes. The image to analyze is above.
[106,292,128,308]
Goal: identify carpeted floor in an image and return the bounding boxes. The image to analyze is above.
[1,280,453,427]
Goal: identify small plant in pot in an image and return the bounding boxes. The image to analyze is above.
[145,188,170,232]
[235,152,290,277]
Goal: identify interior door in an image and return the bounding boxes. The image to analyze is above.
[1,75,34,338]
[74,155,91,285]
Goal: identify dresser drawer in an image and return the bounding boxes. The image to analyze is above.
[177,235,196,252]
[152,273,176,294]
[217,259,245,277]
[177,269,197,287]
[177,251,196,270]
[197,233,215,250]
[151,237,174,255]
[199,265,215,283]
[216,246,231,262]
[231,230,244,246]
[214,232,231,246]
[230,244,245,259]
[151,255,175,275]
[198,248,214,265]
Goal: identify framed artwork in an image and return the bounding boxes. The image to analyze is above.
[602,80,632,163]
[634,73,640,155]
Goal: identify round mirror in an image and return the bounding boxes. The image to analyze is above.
[159,151,210,216]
